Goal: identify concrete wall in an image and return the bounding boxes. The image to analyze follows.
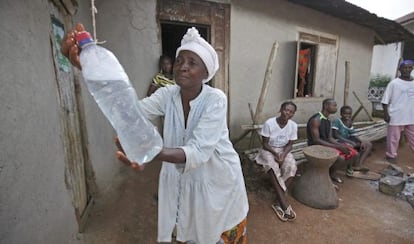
[1,0,162,242]
[80,0,161,193]
[0,0,81,243]
[229,0,375,137]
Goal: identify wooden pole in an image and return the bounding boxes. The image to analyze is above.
[253,41,279,124]
[344,61,350,105]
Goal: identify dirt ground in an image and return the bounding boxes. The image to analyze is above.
[78,139,414,244]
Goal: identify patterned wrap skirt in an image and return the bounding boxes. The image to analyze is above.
[255,147,297,191]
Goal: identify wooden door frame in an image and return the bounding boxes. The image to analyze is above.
[49,0,96,233]
[157,0,230,98]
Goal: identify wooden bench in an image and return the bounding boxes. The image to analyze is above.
[240,120,387,168]
[241,140,308,166]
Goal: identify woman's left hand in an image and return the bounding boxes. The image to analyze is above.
[115,137,145,172]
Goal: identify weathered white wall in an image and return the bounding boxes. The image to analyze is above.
[370,18,414,80]
[0,0,82,243]
[371,43,401,78]
[229,0,375,137]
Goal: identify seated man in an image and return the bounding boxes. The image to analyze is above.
[306,99,359,184]
[332,105,372,171]
[255,101,298,222]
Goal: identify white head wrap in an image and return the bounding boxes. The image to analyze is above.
[176,27,219,83]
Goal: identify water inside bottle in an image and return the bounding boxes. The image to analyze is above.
[86,79,163,163]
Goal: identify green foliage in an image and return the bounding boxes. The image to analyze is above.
[369,74,392,87]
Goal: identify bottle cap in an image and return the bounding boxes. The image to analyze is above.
[75,31,94,48]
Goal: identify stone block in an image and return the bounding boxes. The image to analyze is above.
[379,176,406,196]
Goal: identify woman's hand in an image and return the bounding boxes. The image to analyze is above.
[275,153,285,164]
[61,23,86,70]
[115,137,145,172]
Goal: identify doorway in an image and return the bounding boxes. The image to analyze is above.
[157,0,230,93]
[160,22,209,63]
[160,22,210,84]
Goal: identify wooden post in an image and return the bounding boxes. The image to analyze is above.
[253,41,279,124]
[344,61,350,105]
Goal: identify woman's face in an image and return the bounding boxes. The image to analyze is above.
[279,104,296,121]
[173,50,208,90]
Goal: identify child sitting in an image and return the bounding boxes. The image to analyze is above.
[332,105,372,172]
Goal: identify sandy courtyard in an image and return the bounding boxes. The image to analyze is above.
[78,138,414,244]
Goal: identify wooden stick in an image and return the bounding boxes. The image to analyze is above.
[248,103,255,122]
[344,61,350,105]
[253,41,279,124]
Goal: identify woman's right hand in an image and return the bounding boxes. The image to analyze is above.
[61,23,86,70]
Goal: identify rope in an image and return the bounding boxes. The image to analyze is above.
[90,0,106,44]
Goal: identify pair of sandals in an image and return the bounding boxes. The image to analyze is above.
[271,204,296,222]
[331,165,371,184]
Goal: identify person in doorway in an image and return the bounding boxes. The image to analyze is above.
[381,59,414,163]
[146,54,175,96]
[62,24,249,244]
[306,98,359,184]
[332,105,372,171]
[255,101,298,222]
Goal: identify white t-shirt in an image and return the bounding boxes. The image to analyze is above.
[381,77,414,125]
[259,117,298,148]
[138,84,249,244]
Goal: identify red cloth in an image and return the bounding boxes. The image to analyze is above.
[335,145,358,160]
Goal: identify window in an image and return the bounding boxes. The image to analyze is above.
[294,31,338,98]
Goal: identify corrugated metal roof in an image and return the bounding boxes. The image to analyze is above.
[287,0,414,44]
[395,12,414,25]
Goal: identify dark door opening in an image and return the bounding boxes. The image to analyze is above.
[160,22,209,66]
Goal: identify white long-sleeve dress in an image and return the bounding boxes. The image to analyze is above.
[138,84,249,244]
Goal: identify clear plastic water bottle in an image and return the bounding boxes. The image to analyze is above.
[75,31,163,164]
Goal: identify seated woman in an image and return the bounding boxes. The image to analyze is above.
[332,105,372,172]
[255,101,298,222]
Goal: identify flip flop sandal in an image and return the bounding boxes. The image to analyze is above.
[271,204,288,222]
[284,205,296,221]
[346,167,354,178]
[331,175,343,184]
[353,166,370,173]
